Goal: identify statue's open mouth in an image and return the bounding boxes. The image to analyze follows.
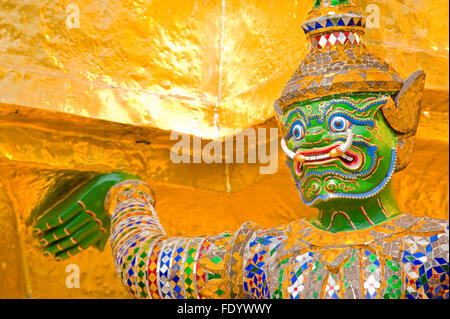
[281,128,361,175]
[293,144,362,175]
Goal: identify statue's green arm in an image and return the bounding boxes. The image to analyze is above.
[33,172,139,260]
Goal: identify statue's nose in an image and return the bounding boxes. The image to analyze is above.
[303,127,332,147]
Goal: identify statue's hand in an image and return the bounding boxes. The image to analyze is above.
[33,172,139,261]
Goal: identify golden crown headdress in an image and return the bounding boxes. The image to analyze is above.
[274,0,426,171]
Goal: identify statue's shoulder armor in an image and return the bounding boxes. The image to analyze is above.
[396,215,449,299]
[240,219,315,299]
[242,218,313,257]
[400,215,449,261]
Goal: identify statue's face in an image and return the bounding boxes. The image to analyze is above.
[281,93,397,207]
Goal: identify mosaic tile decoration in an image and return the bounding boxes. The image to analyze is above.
[107,180,449,299]
[108,180,236,299]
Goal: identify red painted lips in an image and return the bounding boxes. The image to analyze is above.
[294,144,362,175]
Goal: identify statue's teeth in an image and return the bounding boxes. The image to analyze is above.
[304,153,331,161]
[341,154,354,161]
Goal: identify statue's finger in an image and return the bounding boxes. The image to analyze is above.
[39,213,91,246]
[54,201,87,226]
[55,247,82,261]
[55,232,105,261]
[34,216,56,234]
[50,236,75,253]
[43,241,64,256]
[44,220,99,255]
[34,201,83,234]
[68,220,99,245]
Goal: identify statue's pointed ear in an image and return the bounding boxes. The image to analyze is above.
[382,70,426,134]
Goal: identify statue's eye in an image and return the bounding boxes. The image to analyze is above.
[330,116,350,132]
[292,124,305,141]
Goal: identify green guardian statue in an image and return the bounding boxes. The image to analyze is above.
[32,0,449,299]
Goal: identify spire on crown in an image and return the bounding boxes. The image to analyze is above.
[274,0,404,114]
[302,0,366,51]
[274,0,426,173]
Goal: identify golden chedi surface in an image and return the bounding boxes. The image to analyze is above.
[0,0,448,298]
[0,0,448,137]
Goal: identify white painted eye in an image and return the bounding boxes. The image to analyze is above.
[292,124,305,141]
[330,116,350,132]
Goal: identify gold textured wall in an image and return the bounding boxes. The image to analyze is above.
[0,0,448,298]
